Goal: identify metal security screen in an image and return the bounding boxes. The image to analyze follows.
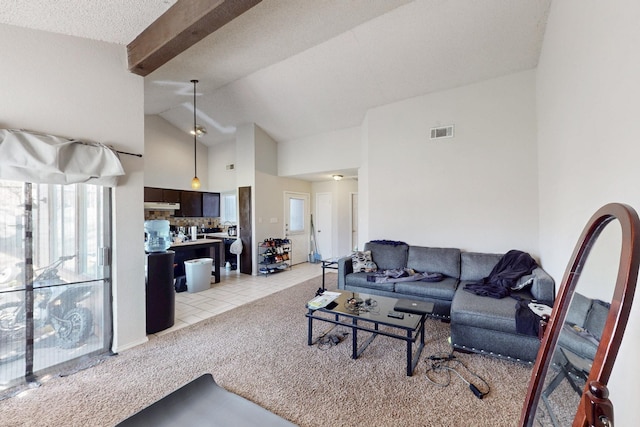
[0,180,111,390]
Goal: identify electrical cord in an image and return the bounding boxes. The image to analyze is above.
[424,353,491,399]
[315,328,350,351]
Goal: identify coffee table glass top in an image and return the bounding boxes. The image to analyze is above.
[316,290,423,329]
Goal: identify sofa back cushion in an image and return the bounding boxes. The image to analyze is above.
[584,299,610,339]
[460,252,502,281]
[364,241,409,271]
[565,292,592,326]
[407,246,461,278]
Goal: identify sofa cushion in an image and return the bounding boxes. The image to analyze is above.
[364,241,409,271]
[451,288,520,335]
[584,299,609,339]
[351,250,377,273]
[565,292,592,327]
[407,246,461,278]
[460,252,502,281]
[345,272,395,292]
[558,324,599,361]
[395,277,458,301]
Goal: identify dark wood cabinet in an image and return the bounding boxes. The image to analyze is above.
[163,189,181,203]
[144,187,220,218]
[144,187,163,202]
[180,191,203,217]
[202,192,220,217]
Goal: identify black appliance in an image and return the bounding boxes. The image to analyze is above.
[145,251,175,334]
[224,238,237,270]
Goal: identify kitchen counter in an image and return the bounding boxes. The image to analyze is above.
[199,233,236,240]
[172,238,223,247]
[170,238,223,284]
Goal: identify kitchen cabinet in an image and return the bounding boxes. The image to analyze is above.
[143,187,221,218]
[144,187,163,202]
[163,189,181,203]
[180,191,202,217]
[144,187,180,203]
[202,192,220,217]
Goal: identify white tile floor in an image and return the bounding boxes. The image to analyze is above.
[153,262,327,337]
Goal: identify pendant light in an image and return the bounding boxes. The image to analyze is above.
[190,79,201,190]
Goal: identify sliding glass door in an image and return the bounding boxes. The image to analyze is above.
[0,180,111,390]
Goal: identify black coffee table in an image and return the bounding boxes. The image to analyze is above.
[306,291,433,376]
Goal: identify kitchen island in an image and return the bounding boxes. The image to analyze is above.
[170,238,224,284]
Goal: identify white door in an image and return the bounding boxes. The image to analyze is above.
[316,192,332,260]
[284,192,310,265]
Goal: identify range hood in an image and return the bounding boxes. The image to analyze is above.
[144,202,180,211]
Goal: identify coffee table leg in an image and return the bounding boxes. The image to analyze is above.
[407,330,413,376]
[406,315,426,376]
[307,312,313,346]
[352,318,358,359]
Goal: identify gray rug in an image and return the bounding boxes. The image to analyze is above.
[0,275,532,426]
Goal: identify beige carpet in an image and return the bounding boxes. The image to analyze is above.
[0,275,533,427]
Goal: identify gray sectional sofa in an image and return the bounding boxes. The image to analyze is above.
[337,241,556,363]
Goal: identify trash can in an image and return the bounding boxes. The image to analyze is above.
[184,258,213,293]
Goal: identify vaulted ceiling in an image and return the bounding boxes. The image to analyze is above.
[1,0,551,147]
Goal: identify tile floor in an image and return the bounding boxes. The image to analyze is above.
[153,262,328,337]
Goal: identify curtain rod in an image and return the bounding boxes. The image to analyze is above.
[114,149,143,158]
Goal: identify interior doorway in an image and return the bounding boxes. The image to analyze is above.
[315,192,332,260]
[284,192,310,265]
[351,192,358,251]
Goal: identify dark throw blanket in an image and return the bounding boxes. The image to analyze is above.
[463,250,538,299]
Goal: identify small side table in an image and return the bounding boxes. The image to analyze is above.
[318,257,342,294]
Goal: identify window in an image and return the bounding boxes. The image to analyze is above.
[0,180,111,390]
[289,197,305,233]
[221,193,237,223]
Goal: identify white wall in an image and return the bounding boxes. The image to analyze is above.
[278,126,361,176]
[537,1,640,422]
[255,125,278,176]
[209,140,237,192]
[362,70,540,255]
[253,127,311,272]
[144,115,210,191]
[0,24,146,352]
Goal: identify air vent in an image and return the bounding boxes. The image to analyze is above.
[226,164,235,170]
[430,125,454,140]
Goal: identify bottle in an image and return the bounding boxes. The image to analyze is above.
[144,220,171,252]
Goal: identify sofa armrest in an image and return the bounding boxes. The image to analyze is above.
[528,267,556,303]
[337,256,353,289]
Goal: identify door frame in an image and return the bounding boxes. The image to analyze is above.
[283,191,310,265]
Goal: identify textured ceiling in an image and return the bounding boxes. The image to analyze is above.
[0,0,176,44]
[150,0,551,147]
[1,0,551,160]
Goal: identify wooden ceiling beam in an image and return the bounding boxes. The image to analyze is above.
[127,0,262,77]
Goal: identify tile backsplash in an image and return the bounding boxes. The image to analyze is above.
[144,210,221,229]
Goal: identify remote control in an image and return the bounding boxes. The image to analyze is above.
[388,310,404,319]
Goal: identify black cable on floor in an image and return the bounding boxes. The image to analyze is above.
[424,353,491,399]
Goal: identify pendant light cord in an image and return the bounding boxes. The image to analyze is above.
[192,79,198,179]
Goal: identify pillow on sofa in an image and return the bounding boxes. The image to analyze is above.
[352,250,378,273]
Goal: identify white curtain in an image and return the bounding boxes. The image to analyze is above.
[0,129,125,186]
